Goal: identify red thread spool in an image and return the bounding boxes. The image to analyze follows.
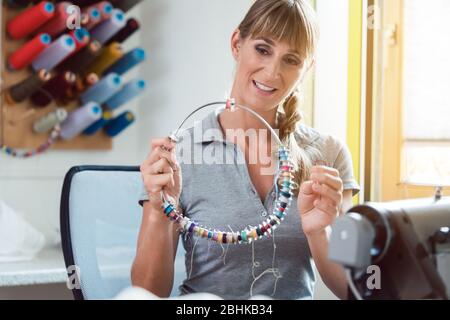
[69,0,99,7]
[35,2,71,38]
[8,33,51,70]
[7,1,55,40]
[76,72,99,93]
[69,28,90,54]
[31,71,76,107]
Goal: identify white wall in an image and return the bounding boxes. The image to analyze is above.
[314,0,349,142]
[137,0,254,161]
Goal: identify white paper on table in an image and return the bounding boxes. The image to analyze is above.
[0,200,46,262]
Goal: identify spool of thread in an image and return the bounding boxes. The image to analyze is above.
[86,42,123,76]
[32,34,76,71]
[90,8,126,44]
[79,12,90,27]
[7,1,55,40]
[35,2,71,38]
[33,108,68,133]
[82,6,101,30]
[7,0,34,8]
[104,79,146,110]
[68,0,100,7]
[91,1,113,22]
[57,40,102,74]
[60,101,102,140]
[8,33,51,70]
[106,18,140,45]
[69,28,90,54]
[75,73,99,94]
[6,69,51,104]
[112,0,143,13]
[80,72,122,105]
[103,47,146,76]
[31,71,76,107]
[83,110,113,135]
[104,111,135,137]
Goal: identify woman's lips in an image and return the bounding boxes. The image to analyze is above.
[252,80,277,96]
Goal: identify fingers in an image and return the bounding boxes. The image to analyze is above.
[312,182,342,207]
[151,137,176,152]
[151,158,174,175]
[299,180,314,195]
[143,173,174,194]
[310,168,343,192]
[313,197,339,216]
[142,146,179,172]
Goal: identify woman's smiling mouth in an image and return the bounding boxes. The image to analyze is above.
[252,80,277,95]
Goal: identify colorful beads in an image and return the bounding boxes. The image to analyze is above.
[225,98,236,111]
[159,145,295,245]
[1,127,60,158]
[241,230,248,243]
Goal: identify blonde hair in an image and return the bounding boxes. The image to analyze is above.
[237,0,319,195]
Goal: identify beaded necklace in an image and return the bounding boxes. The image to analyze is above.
[160,99,297,244]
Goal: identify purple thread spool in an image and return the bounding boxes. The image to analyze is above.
[32,34,76,71]
[104,79,145,110]
[90,8,126,44]
[60,101,102,140]
[80,72,122,105]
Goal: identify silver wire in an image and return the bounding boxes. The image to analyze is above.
[163,100,286,204]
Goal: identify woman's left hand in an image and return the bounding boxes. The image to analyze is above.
[298,166,344,237]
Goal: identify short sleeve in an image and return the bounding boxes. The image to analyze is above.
[138,186,149,207]
[333,141,360,196]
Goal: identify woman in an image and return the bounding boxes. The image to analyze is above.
[132,0,360,300]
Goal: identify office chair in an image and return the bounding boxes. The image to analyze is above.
[60,165,186,300]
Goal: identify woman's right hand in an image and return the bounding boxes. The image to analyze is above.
[140,137,182,211]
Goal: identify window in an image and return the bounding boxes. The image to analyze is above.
[371,0,450,201]
[401,0,450,186]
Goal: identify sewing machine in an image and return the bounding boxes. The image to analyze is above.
[329,191,450,300]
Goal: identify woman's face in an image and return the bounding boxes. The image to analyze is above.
[231,30,308,112]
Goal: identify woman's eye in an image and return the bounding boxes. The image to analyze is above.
[286,58,300,66]
[256,46,269,55]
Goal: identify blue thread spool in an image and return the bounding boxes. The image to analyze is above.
[104,111,135,137]
[32,34,75,71]
[60,102,102,140]
[104,79,146,110]
[83,110,113,135]
[90,8,126,44]
[80,73,122,105]
[103,48,146,76]
[88,7,101,22]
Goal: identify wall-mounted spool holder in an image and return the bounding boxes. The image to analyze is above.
[0,2,113,153]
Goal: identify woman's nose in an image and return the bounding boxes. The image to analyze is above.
[263,59,282,80]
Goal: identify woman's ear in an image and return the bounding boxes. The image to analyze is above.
[231,29,241,60]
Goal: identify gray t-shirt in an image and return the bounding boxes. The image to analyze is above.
[139,107,360,300]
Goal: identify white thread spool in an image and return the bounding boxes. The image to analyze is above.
[33,108,68,134]
[60,101,102,140]
[90,9,126,44]
[32,34,76,71]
